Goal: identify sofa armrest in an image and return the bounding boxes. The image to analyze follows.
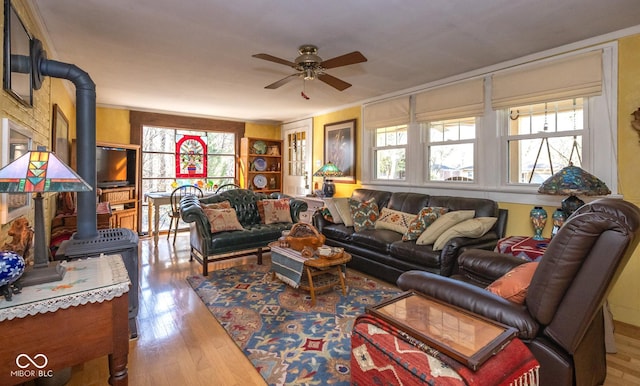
[288,198,308,223]
[438,231,502,276]
[456,249,529,286]
[396,271,539,339]
[180,195,212,243]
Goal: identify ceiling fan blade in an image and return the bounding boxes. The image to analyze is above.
[321,51,367,69]
[317,73,352,91]
[265,73,299,89]
[252,53,297,68]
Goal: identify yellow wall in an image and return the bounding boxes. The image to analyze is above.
[607,33,640,326]
[311,106,362,197]
[246,122,279,139]
[95,107,130,144]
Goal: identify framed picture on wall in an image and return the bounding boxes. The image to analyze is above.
[51,104,70,164]
[324,118,356,183]
[0,118,32,224]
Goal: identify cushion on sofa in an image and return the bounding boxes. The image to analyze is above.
[333,197,353,227]
[323,197,345,224]
[350,198,379,232]
[416,210,475,245]
[375,208,416,234]
[352,228,402,254]
[402,206,449,241]
[204,208,244,233]
[432,217,498,251]
[486,262,539,304]
[261,198,292,224]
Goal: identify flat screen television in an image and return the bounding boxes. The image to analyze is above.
[96,145,136,188]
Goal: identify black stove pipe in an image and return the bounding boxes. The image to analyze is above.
[38,58,98,240]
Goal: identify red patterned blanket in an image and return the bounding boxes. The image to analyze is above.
[351,314,539,386]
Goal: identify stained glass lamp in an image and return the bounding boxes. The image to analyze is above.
[0,150,92,286]
[313,161,343,197]
[538,163,610,217]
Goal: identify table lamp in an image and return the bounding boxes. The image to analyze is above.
[313,161,343,197]
[538,163,610,217]
[0,149,92,286]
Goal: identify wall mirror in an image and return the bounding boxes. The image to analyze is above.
[0,118,33,223]
[3,0,33,106]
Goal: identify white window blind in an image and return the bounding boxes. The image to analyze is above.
[363,97,410,129]
[492,50,602,109]
[415,78,485,121]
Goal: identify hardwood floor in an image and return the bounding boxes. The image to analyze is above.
[63,232,640,385]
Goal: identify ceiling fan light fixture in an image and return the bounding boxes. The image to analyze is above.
[304,68,315,80]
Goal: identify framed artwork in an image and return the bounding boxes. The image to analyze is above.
[175,134,207,178]
[2,0,33,106]
[51,104,70,164]
[0,118,32,224]
[324,119,356,183]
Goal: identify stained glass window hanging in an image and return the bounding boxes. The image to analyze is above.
[175,134,207,178]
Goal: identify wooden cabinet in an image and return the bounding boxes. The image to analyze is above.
[240,137,283,194]
[100,186,138,232]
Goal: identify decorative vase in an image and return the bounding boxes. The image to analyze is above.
[551,208,566,239]
[530,206,547,241]
[0,251,25,301]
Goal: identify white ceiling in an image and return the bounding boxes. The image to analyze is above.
[29,0,640,124]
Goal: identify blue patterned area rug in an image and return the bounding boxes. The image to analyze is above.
[187,260,400,386]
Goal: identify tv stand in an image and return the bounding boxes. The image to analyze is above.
[98,181,130,189]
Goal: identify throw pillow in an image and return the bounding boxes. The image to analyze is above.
[375,207,417,234]
[486,262,539,304]
[204,208,244,234]
[432,217,498,251]
[416,210,475,245]
[333,197,353,227]
[323,197,344,224]
[402,206,449,241]
[349,198,379,232]
[261,198,292,224]
[319,207,335,223]
[203,200,231,210]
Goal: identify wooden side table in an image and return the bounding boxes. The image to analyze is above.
[0,255,130,385]
[299,253,351,306]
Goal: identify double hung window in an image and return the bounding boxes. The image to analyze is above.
[423,117,476,182]
[506,98,583,184]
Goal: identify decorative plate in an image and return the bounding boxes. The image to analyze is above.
[253,174,268,189]
[253,140,267,154]
[253,157,267,171]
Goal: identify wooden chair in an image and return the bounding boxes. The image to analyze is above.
[168,185,203,244]
[214,183,240,194]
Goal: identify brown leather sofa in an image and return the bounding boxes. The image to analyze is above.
[397,198,640,385]
[313,188,508,283]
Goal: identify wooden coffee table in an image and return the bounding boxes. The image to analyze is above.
[299,252,351,306]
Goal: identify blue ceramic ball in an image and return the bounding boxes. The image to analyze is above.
[0,250,25,287]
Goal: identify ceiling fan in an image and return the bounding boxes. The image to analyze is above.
[252,44,367,91]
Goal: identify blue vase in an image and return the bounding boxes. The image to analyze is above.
[551,208,566,239]
[0,251,25,301]
[530,206,548,241]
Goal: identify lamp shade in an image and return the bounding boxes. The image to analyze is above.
[313,161,343,177]
[537,164,610,196]
[0,151,91,193]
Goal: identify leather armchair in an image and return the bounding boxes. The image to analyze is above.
[397,198,640,386]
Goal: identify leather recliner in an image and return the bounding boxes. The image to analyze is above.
[396,198,640,386]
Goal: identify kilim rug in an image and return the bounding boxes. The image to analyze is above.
[187,260,401,386]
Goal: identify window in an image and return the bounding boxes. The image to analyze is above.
[141,126,236,232]
[506,98,583,184]
[373,125,407,180]
[423,117,476,182]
